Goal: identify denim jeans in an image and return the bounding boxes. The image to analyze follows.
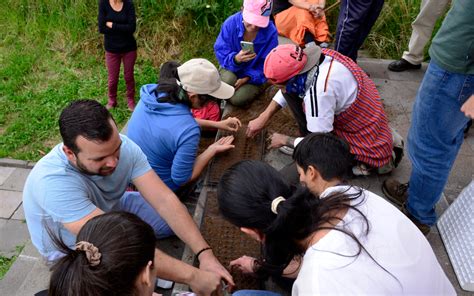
[120,191,174,238]
[407,61,473,225]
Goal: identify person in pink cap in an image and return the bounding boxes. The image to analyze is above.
[214,0,278,107]
[247,43,400,177]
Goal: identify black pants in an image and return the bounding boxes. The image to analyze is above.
[335,0,385,61]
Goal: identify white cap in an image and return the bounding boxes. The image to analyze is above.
[177,58,234,99]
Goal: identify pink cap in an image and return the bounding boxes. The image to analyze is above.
[243,0,273,28]
[264,44,308,84]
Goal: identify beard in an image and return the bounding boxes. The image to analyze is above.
[75,157,116,176]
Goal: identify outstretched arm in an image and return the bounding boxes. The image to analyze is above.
[134,171,235,287]
[154,248,223,295]
[196,117,242,132]
[246,100,282,138]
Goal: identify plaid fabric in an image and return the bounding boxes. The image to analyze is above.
[322,49,393,167]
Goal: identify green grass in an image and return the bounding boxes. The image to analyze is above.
[0,246,24,280]
[1,0,442,161]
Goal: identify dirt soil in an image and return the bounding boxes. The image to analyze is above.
[224,85,299,138]
[201,191,262,290]
[197,86,300,290]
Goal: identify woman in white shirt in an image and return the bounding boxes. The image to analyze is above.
[218,133,455,295]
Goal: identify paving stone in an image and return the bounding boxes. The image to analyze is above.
[465,132,474,152]
[11,203,25,221]
[0,158,29,168]
[0,240,48,295]
[0,167,15,186]
[0,168,31,192]
[386,63,428,82]
[0,219,29,257]
[0,190,22,219]
[358,58,391,79]
[15,259,50,296]
[0,251,38,295]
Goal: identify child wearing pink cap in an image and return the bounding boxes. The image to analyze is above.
[214,0,278,107]
[247,44,400,176]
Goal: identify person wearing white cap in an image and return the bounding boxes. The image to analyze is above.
[128,58,237,197]
[214,0,278,107]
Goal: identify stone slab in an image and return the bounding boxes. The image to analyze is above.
[0,190,22,219]
[0,251,38,294]
[0,167,15,186]
[0,158,30,169]
[16,259,50,296]
[358,58,427,82]
[0,219,29,257]
[0,168,31,192]
[11,203,25,221]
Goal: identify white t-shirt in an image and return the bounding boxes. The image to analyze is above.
[292,186,455,295]
[272,57,358,146]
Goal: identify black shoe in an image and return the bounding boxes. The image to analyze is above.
[388,59,421,72]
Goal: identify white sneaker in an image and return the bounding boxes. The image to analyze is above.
[352,163,371,176]
[278,145,294,156]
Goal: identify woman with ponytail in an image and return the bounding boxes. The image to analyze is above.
[128,59,238,198]
[48,211,159,296]
[218,133,454,295]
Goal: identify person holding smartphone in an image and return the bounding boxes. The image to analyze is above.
[214,0,278,107]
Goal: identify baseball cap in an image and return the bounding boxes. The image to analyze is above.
[177,59,234,100]
[264,44,321,84]
[242,0,273,28]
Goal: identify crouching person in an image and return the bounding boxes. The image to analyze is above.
[247,44,402,176]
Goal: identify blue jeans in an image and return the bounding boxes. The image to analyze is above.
[407,61,473,225]
[120,191,174,238]
[233,290,281,296]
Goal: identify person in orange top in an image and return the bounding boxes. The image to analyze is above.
[272,0,329,46]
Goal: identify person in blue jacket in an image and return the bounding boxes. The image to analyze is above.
[127,59,236,197]
[214,0,278,107]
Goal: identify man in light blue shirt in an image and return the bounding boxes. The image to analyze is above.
[23,100,234,293]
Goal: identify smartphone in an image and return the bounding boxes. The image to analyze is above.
[240,41,254,53]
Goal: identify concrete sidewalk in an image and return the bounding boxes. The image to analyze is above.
[0,58,472,295]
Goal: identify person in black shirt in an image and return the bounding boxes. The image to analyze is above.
[98,0,137,111]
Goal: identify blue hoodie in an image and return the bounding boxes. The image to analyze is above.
[127,84,200,191]
[214,12,278,85]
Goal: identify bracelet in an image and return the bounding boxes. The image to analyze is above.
[196,247,212,260]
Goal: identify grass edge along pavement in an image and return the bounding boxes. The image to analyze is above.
[0,245,24,280]
[0,0,438,162]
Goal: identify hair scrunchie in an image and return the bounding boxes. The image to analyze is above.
[271,196,286,214]
[75,241,102,267]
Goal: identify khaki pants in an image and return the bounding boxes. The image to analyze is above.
[402,0,450,65]
[220,69,261,107]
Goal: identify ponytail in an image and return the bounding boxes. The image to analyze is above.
[47,212,156,296]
